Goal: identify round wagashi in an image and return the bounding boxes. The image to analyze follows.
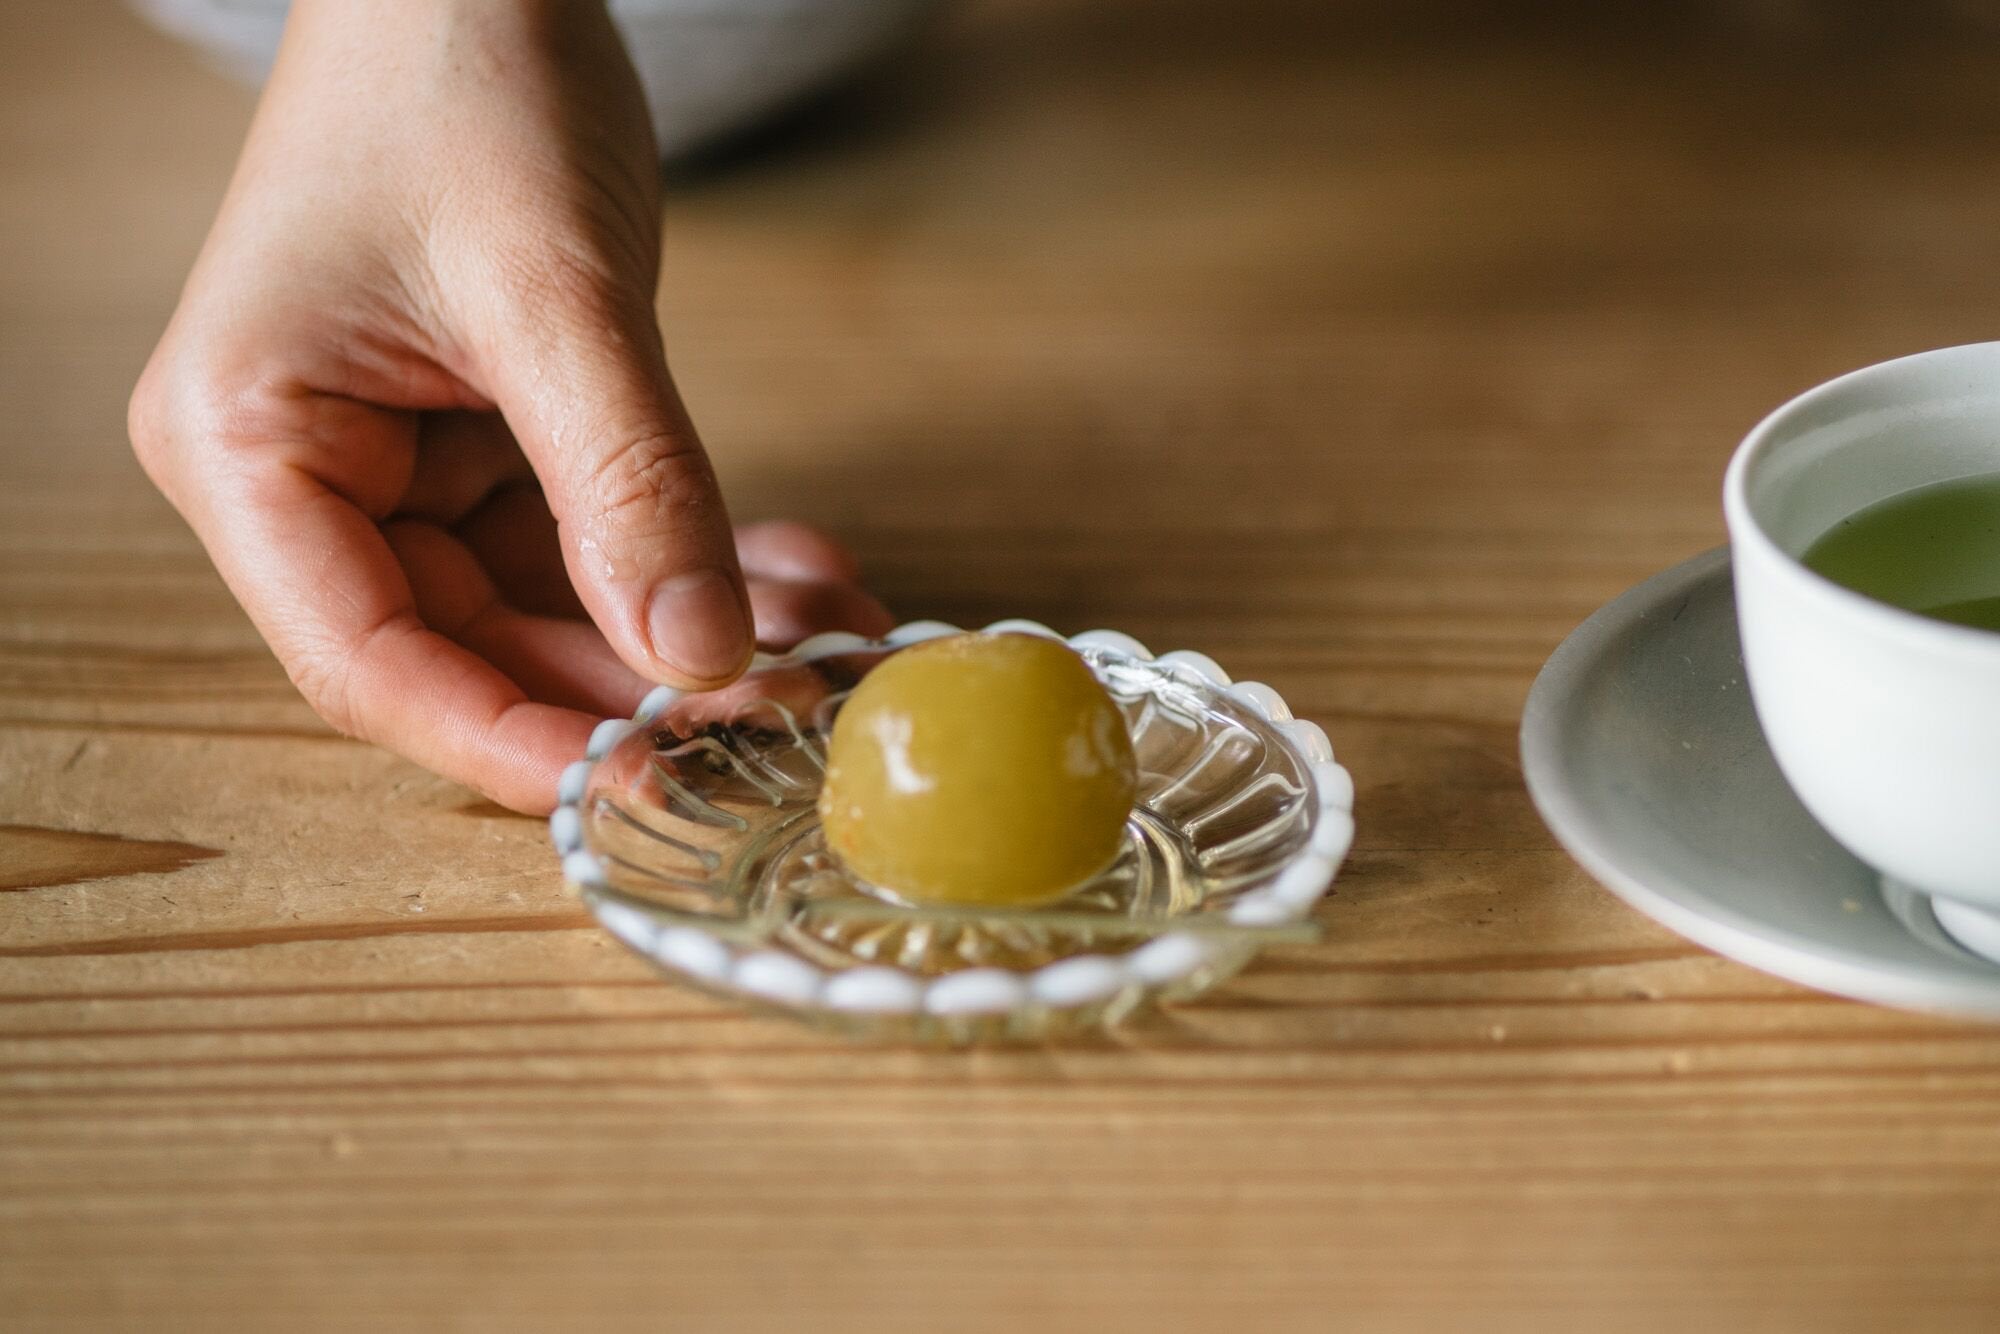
[818,633,1138,907]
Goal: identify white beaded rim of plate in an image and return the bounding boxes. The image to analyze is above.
[548,618,1356,1018]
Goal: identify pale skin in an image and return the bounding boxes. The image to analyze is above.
[129,0,892,813]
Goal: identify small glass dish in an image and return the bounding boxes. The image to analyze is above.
[550,619,1354,1043]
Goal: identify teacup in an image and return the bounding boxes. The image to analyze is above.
[1724,342,2000,922]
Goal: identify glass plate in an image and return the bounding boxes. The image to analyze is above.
[550,619,1354,1043]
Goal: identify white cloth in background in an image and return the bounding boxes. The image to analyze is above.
[128,0,934,158]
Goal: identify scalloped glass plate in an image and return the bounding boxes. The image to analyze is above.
[550,620,1354,1043]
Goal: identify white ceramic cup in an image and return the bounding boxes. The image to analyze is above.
[1725,342,2000,914]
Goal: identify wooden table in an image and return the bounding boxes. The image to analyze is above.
[9,2,2000,1328]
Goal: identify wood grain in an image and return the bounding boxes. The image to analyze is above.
[9,1,2000,1330]
[0,825,221,893]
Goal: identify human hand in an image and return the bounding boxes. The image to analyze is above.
[129,0,889,813]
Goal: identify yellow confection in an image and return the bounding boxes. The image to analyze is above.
[817,632,1138,907]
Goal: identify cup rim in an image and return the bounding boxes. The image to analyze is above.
[1722,341,2000,657]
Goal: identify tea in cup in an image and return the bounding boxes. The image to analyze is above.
[1725,342,2000,915]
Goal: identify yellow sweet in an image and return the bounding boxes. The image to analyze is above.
[817,632,1138,907]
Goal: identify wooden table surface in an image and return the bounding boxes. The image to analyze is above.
[10,2,2000,1329]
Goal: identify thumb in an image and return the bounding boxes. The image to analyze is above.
[490,291,754,691]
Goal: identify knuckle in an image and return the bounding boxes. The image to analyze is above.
[286,609,406,744]
[126,337,282,485]
[125,351,227,496]
[585,431,718,532]
[125,362,171,476]
[289,653,362,740]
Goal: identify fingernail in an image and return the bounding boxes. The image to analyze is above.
[647,569,752,684]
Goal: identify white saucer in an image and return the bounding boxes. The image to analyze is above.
[1520,546,2000,1018]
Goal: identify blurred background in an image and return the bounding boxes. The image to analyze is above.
[16,0,2000,704]
[12,1,2000,1328]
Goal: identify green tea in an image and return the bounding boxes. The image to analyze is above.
[1802,472,2000,632]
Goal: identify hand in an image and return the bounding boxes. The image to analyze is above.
[128,0,889,813]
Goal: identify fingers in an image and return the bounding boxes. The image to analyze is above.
[398,411,588,617]
[402,428,892,673]
[394,417,890,693]
[456,481,589,620]
[735,520,865,585]
[734,519,890,646]
[402,505,885,701]
[418,429,888,638]
[450,499,890,657]
[397,423,889,679]
[195,460,597,814]
[339,400,595,634]
[479,276,752,692]
[385,518,651,718]
[397,411,533,524]
[747,575,895,649]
